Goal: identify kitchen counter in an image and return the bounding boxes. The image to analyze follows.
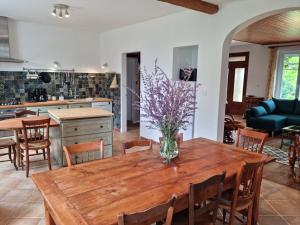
[48,108,113,166]
[48,108,113,121]
[0,97,112,110]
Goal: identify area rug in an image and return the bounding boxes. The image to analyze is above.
[263,145,298,168]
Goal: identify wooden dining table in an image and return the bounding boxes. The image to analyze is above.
[32,138,270,225]
[0,116,59,168]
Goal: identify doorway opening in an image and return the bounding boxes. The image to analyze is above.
[226,52,249,115]
[126,52,141,131]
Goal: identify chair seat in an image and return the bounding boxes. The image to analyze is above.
[20,140,50,150]
[125,146,151,154]
[219,190,253,211]
[173,209,214,225]
[0,138,16,148]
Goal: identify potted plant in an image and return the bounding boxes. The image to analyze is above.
[131,60,199,163]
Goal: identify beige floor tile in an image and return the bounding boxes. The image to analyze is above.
[15,203,44,218]
[27,190,43,203]
[258,216,288,225]
[283,216,300,225]
[0,203,23,218]
[1,189,33,203]
[268,200,300,216]
[5,218,41,225]
[259,200,278,216]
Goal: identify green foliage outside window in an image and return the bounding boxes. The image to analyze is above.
[280,55,300,100]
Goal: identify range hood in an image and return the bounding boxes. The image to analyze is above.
[0,16,24,63]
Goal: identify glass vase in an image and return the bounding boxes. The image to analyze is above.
[160,134,179,164]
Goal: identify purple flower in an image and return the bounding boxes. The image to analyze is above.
[129,59,200,135]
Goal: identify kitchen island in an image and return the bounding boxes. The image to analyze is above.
[48,108,114,166]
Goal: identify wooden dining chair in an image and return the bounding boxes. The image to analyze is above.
[172,172,226,225]
[0,138,17,170]
[15,109,39,118]
[219,158,266,225]
[236,128,268,153]
[123,139,152,154]
[118,195,177,225]
[288,135,300,183]
[15,109,45,158]
[63,140,104,167]
[20,118,51,177]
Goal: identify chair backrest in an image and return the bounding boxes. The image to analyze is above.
[15,109,38,118]
[21,118,50,144]
[236,128,268,153]
[159,133,184,148]
[231,158,266,212]
[63,140,104,167]
[117,195,177,225]
[189,172,226,225]
[123,139,152,154]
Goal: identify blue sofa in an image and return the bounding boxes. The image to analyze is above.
[246,98,300,132]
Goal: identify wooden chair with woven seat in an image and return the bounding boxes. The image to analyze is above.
[15,109,46,159]
[0,138,17,170]
[20,118,51,177]
[123,139,152,154]
[236,128,268,153]
[63,140,104,167]
[218,157,266,225]
[288,134,300,183]
[118,195,177,225]
[172,172,226,225]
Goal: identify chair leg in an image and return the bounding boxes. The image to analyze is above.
[228,209,236,225]
[26,150,30,177]
[21,149,24,171]
[43,149,46,159]
[12,145,18,171]
[247,204,253,225]
[47,147,51,170]
[8,146,12,163]
[223,209,227,224]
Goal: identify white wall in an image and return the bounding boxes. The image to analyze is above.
[99,0,300,141]
[230,43,270,98]
[0,20,100,73]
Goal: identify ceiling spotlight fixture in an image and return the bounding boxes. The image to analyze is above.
[51,4,71,19]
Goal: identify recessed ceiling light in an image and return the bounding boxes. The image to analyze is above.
[51,8,57,16]
[65,9,70,18]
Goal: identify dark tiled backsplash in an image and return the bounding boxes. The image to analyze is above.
[0,71,121,128]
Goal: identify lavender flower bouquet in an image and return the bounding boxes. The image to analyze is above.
[136,60,199,163]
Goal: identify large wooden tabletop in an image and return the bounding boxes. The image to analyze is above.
[32,138,265,225]
[0,116,59,130]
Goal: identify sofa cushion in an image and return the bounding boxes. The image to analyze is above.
[247,114,287,132]
[281,114,300,126]
[272,98,296,114]
[259,100,276,113]
[294,100,300,114]
[251,106,268,117]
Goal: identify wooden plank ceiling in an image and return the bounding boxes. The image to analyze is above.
[158,0,219,14]
[234,10,300,45]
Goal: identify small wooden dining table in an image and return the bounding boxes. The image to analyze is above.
[32,138,272,225]
[0,116,59,168]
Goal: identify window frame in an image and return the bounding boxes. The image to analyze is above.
[274,48,300,99]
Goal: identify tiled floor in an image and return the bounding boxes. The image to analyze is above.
[0,127,299,225]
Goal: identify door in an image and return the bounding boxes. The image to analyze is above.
[227,52,249,115]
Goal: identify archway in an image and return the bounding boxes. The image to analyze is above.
[217,7,300,141]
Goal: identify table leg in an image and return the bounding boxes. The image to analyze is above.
[44,201,56,225]
[14,131,21,168]
[252,168,264,225]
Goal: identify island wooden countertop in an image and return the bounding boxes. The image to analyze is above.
[0,98,112,110]
[48,108,114,121]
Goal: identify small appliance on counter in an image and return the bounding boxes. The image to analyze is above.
[28,88,48,102]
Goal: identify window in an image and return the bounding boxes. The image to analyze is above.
[275,50,300,99]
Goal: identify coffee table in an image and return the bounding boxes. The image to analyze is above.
[280,125,300,148]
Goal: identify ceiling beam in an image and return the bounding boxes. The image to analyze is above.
[158,0,219,14]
